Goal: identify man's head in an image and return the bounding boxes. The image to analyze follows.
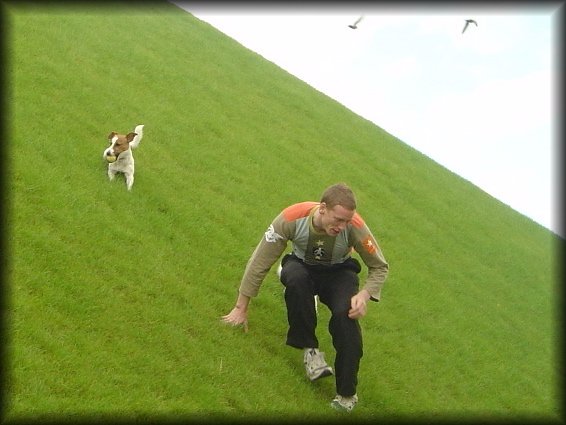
[320,183,357,210]
[316,183,357,236]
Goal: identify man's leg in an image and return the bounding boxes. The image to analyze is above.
[318,265,363,397]
[280,255,318,349]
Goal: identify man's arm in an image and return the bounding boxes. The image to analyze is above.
[222,212,292,330]
[352,223,389,301]
[238,215,290,298]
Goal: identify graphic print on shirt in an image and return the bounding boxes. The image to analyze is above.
[361,234,378,254]
[264,224,284,243]
[304,235,336,265]
[312,240,326,260]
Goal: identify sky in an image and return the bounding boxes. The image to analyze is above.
[172,2,561,237]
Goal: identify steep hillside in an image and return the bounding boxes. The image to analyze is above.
[4,1,561,422]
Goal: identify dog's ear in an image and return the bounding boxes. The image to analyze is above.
[108,131,117,140]
[126,132,137,143]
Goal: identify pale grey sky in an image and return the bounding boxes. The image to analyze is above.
[173,2,561,237]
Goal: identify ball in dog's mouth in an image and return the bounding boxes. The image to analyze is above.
[106,155,117,163]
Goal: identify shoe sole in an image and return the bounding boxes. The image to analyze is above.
[309,367,334,382]
[330,401,354,412]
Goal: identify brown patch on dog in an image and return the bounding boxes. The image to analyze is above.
[108,132,138,155]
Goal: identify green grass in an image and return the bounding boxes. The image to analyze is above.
[3,1,562,423]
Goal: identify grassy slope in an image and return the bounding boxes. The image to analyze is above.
[4,1,561,422]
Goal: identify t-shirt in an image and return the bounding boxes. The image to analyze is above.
[238,202,389,301]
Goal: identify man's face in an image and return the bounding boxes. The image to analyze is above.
[319,203,355,236]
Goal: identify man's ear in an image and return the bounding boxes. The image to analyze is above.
[319,202,327,214]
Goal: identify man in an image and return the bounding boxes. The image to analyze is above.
[222,183,389,412]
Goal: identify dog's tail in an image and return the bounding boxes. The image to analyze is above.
[130,124,144,149]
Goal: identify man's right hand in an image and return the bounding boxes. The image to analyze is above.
[221,293,251,332]
[221,306,249,332]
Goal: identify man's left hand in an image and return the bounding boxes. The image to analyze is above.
[348,290,371,319]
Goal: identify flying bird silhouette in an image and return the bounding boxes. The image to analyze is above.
[462,19,478,34]
[348,15,364,29]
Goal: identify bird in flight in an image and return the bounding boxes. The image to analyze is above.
[349,15,364,29]
[462,19,478,34]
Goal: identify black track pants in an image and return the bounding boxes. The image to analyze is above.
[280,254,363,397]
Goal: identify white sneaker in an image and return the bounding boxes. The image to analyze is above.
[330,394,358,412]
[303,348,333,381]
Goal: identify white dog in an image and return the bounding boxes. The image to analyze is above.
[103,124,144,191]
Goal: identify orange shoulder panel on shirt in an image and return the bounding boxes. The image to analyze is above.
[282,202,319,222]
[351,212,365,228]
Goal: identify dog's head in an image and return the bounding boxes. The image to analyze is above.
[103,131,137,160]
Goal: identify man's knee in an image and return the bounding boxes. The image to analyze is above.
[280,256,309,286]
[330,314,363,351]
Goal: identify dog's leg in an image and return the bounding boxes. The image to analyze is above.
[125,173,134,191]
[108,168,117,181]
